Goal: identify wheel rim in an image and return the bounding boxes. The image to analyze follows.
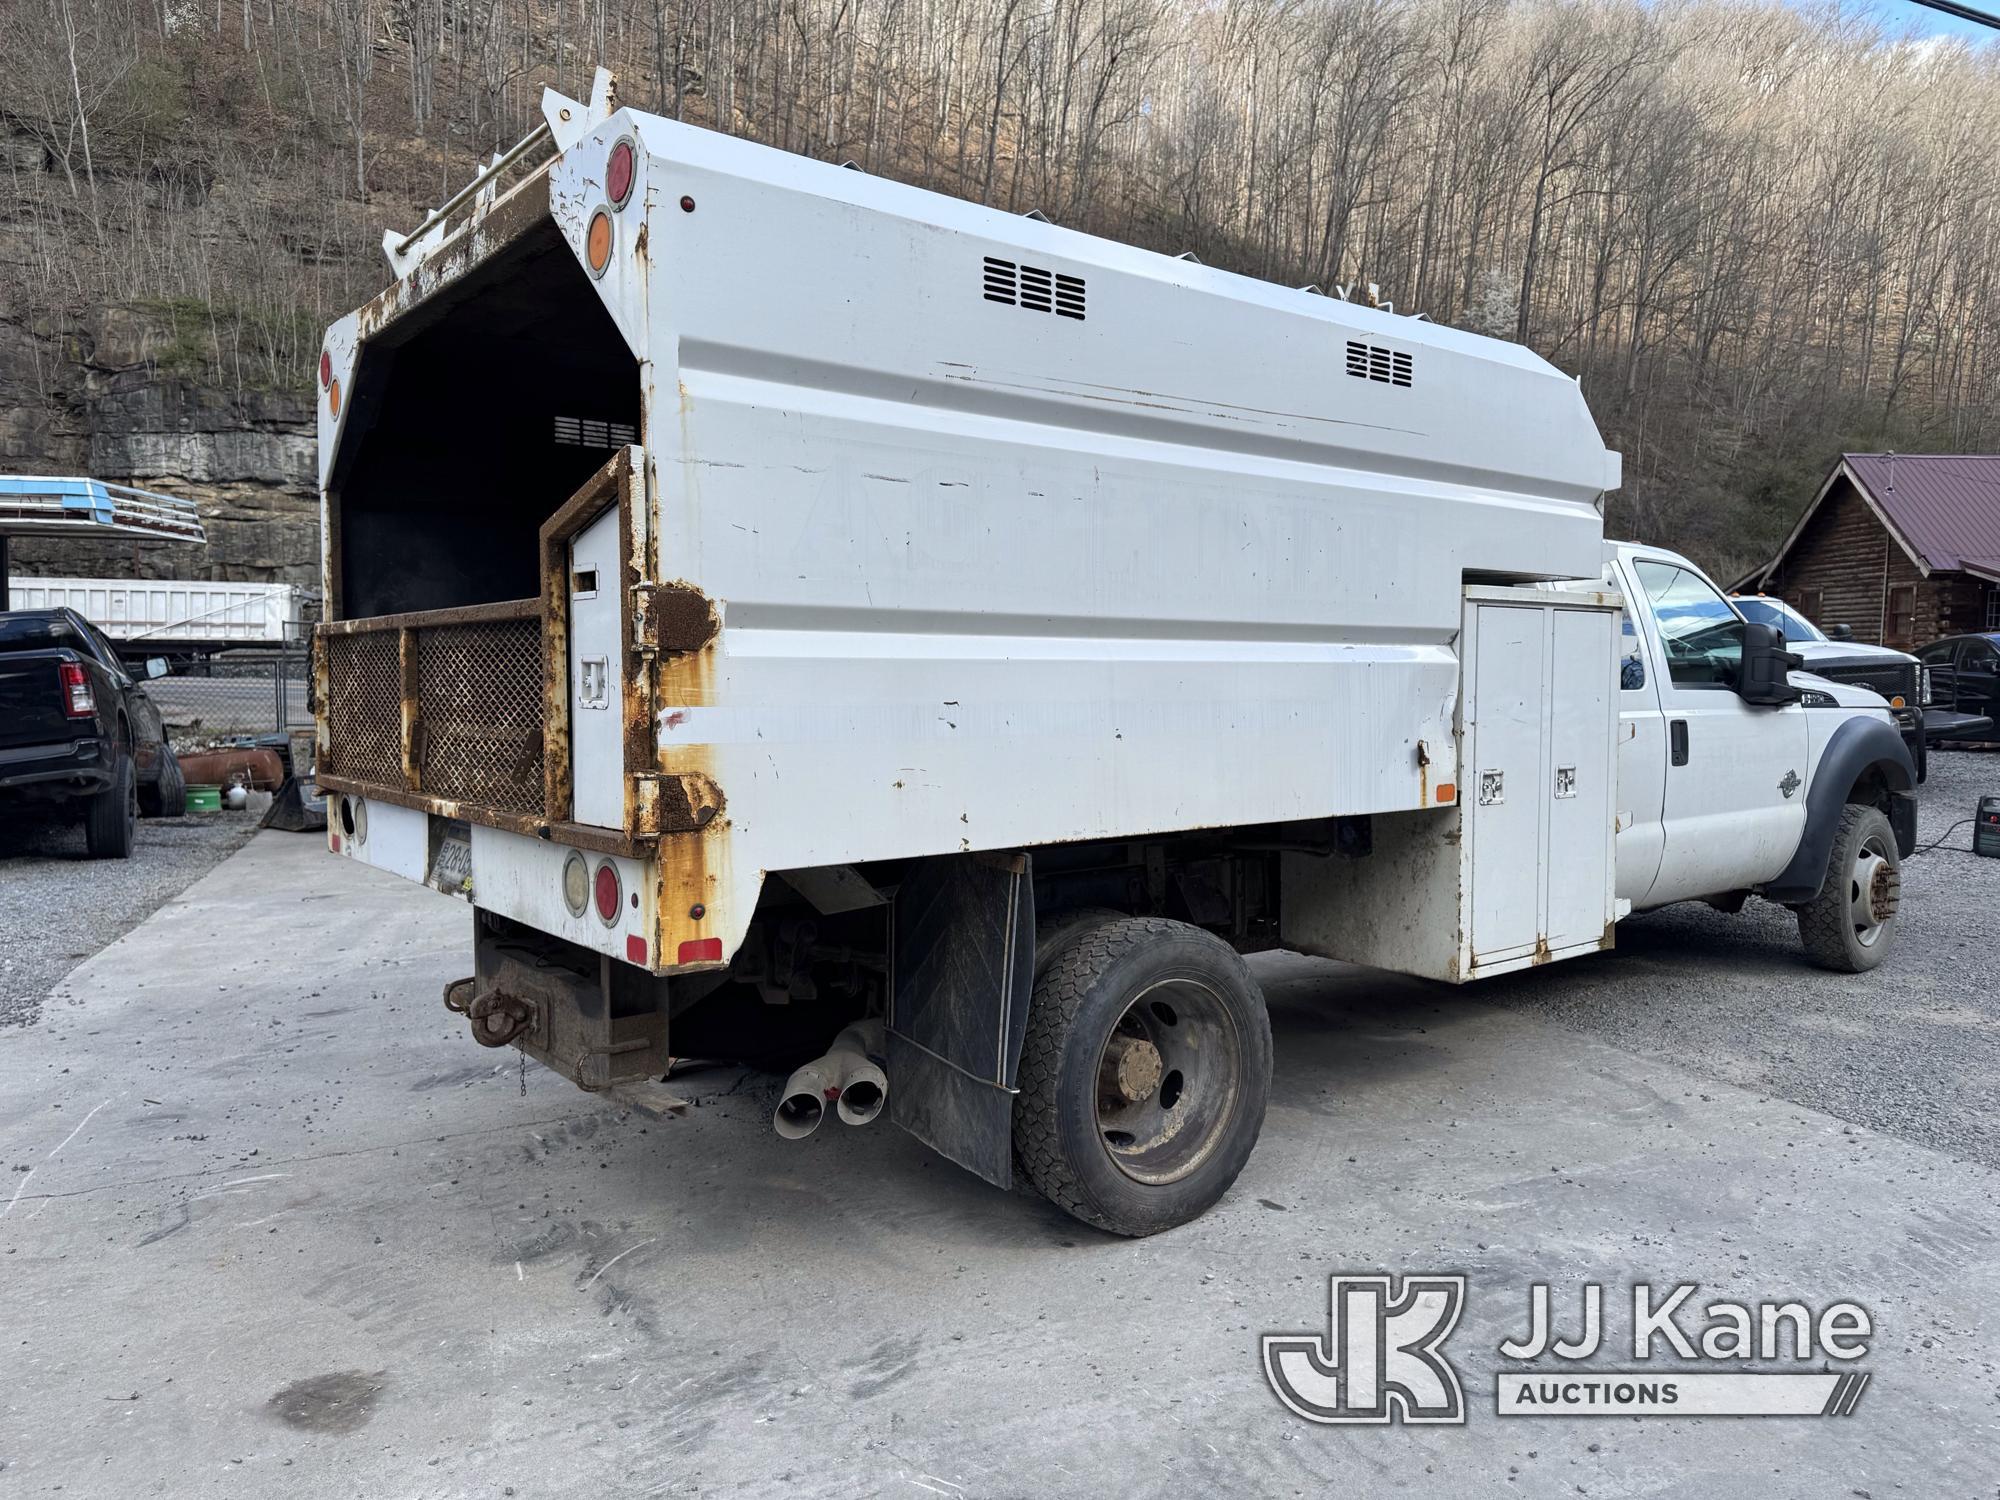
[1092,976,1243,1186]
[1848,832,1899,949]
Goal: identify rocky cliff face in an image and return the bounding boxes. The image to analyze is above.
[0,301,320,594]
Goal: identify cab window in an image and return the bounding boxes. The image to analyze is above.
[81,621,125,675]
[1633,560,1744,688]
[1918,641,1958,667]
[1734,596,1824,645]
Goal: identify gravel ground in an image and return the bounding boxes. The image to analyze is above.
[1488,744,2000,1167]
[0,808,260,1029]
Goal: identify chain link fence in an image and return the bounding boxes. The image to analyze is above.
[148,635,311,751]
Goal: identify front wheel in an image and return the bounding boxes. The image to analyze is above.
[1796,803,1901,973]
[139,746,187,818]
[1013,916,1272,1237]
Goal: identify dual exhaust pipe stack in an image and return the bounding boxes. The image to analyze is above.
[773,1019,888,1139]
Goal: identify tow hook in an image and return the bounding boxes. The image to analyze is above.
[442,976,536,1048]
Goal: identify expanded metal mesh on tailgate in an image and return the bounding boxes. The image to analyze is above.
[415,617,546,814]
[322,631,402,786]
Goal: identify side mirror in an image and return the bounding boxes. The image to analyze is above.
[1829,623,1853,641]
[145,657,169,679]
[1737,620,1800,706]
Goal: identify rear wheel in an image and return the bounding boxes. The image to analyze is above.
[1796,803,1900,972]
[84,751,137,860]
[1013,916,1271,1237]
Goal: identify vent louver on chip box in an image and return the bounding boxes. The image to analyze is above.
[983,257,1085,320]
[554,415,638,448]
[1346,340,1413,387]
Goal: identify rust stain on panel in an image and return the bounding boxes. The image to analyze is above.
[643,581,719,656]
[354,174,554,339]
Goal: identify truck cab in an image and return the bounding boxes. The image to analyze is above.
[1605,542,1915,960]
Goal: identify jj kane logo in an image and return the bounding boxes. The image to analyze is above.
[1264,1275,1873,1424]
[1263,1275,1467,1424]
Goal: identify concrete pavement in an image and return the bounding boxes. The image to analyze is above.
[1,833,1996,1496]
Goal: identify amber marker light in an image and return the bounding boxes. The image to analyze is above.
[586,208,613,277]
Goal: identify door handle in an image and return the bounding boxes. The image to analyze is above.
[1670,719,1689,766]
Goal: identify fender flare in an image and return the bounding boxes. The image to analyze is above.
[1758,716,1917,905]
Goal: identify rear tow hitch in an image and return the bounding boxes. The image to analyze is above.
[443,975,537,1048]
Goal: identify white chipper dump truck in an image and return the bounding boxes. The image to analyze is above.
[315,72,1916,1235]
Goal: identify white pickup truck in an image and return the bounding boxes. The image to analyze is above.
[313,73,1915,1236]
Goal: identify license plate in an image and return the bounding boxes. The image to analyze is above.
[428,822,473,898]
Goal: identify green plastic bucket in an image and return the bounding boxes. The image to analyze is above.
[186,784,223,813]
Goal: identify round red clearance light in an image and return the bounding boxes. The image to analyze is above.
[585,208,613,278]
[593,860,622,925]
[606,138,636,209]
[318,350,332,389]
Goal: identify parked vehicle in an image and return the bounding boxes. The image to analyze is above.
[1728,593,1958,778]
[0,608,186,856]
[1916,633,2000,744]
[312,78,1918,1236]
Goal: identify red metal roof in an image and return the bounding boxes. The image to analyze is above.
[1844,453,2000,573]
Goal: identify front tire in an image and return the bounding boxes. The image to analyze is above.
[1796,803,1900,973]
[138,746,187,818]
[84,751,137,860]
[1013,916,1272,1237]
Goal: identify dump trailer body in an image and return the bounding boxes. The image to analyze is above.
[316,91,1620,981]
[7,576,297,651]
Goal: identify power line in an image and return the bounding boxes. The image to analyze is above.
[1903,0,2000,30]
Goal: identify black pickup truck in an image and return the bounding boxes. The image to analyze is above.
[0,608,186,857]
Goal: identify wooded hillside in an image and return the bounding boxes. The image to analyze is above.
[3,0,1996,578]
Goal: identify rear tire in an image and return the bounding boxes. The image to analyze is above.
[138,746,187,818]
[1796,803,1900,973]
[1013,916,1271,1237]
[85,751,137,860]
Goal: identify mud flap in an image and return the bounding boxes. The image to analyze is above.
[887,852,1035,1188]
[260,775,327,833]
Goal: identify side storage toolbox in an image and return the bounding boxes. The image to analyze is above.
[1280,585,1621,982]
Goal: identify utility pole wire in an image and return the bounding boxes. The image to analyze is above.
[1902,0,2000,30]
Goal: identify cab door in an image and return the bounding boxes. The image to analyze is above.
[1958,638,2000,733]
[1621,556,1809,906]
[1612,603,1668,906]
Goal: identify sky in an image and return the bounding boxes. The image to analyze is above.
[1854,0,1999,46]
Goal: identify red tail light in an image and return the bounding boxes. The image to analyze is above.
[606,138,636,208]
[58,661,95,718]
[593,861,622,923]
